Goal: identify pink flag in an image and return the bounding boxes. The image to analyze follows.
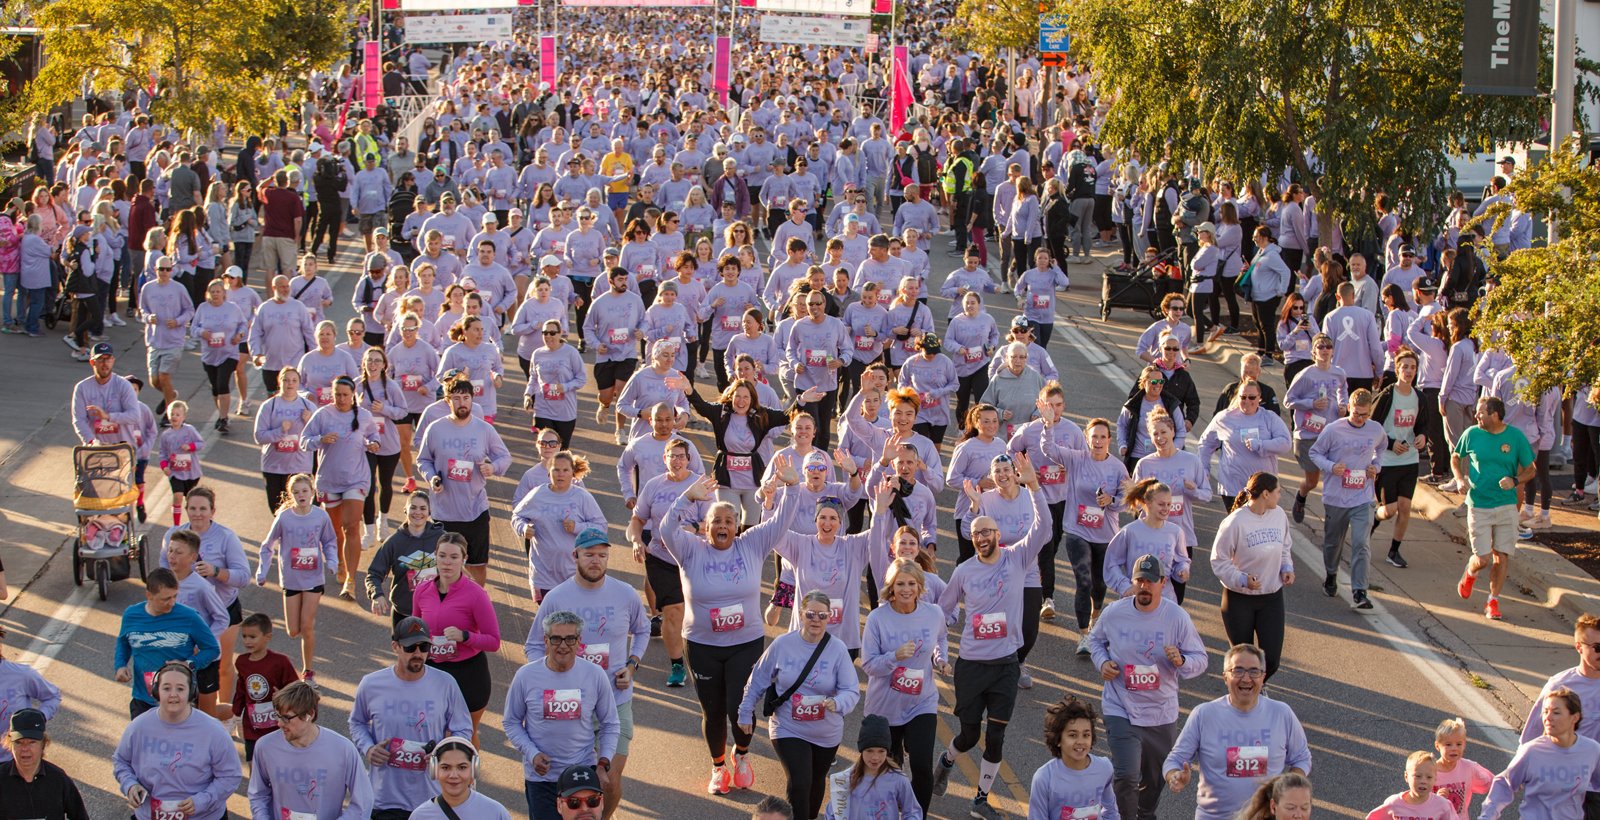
[713,36,731,106]
[890,45,911,133]
[540,35,558,87]
[362,40,382,113]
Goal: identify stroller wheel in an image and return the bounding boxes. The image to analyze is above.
[96,561,110,601]
[71,542,84,587]
[136,535,148,581]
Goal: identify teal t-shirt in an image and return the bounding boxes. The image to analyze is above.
[1453,423,1534,509]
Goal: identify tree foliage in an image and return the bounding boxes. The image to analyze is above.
[1057,0,1543,235]
[22,0,351,135]
[947,0,1045,57]
[1471,140,1600,402]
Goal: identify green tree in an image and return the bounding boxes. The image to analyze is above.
[22,0,350,135]
[1057,0,1543,236]
[1471,140,1600,403]
[948,0,1045,58]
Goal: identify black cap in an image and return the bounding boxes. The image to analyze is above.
[1399,244,1417,257]
[90,342,115,359]
[1133,553,1163,582]
[1498,156,1516,165]
[8,708,45,741]
[558,764,601,796]
[858,714,891,751]
[1415,277,1438,293]
[392,616,431,648]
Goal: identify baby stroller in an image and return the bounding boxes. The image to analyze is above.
[1100,247,1181,321]
[71,444,147,601]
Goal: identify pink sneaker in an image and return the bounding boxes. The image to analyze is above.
[732,752,755,790]
[707,765,731,795]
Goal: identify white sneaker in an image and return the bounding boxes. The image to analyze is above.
[1532,511,1552,529]
[1438,480,1461,493]
[1076,633,1092,656]
[107,313,127,327]
[1587,479,1598,496]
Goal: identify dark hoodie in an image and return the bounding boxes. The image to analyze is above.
[236,136,263,188]
[364,520,445,616]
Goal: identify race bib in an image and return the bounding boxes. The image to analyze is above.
[1061,806,1103,820]
[552,242,565,255]
[374,418,385,436]
[150,800,185,820]
[791,694,827,721]
[1294,338,1309,352]
[316,386,333,405]
[429,635,457,660]
[971,611,1007,640]
[901,337,918,353]
[470,379,484,396]
[827,597,845,625]
[1123,663,1160,691]
[727,455,752,472]
[1394,408,1416,427]
[962,347,985,363]
[246,700,279,730]
[1077,504,1105,528]
[709,604,745,632]
[289,546,320,571]
[1305,414,1326,434]
[400,374,422,391]
[206,331,226,348]
[1226,745,1269,778]
[805,349,830,368]
[281,809,315,820]
[446,458,474,482]
[1168,496,1186,516]
[1038,465,1066,486]
[579,642,610,668]
[1030,294,1050,309]
[638,264,657,279]
[170,453,193,471]
[1240,428,1260,442]
[541,382,564,400]
[94,418,120,435]
[607,327,631,345]
[274,437,300,453]
[387,737,428,771]
[1341,470,1368,490]
[720,315,742,331]
[919,392,941,408]
[543,688,583,720]
[890,666,924,695]
[854,335,877,351]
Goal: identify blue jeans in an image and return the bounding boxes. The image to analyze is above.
[22,286,48,334]
[1,273,17,325]
[525,779,561,820]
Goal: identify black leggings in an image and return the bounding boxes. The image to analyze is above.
[1117,222,1136,265]
[1018,587,1042,666]
[263,472,291,516]
[1172,545,1194,604]
[1220,588,1286,681]
[1191,286,1219,340]
[773,737,837,819]
[535,417,577,449]
[798,390,837,451]
[203,359,239,396]
[890,712,938,816]
[364,451,401,524]
[1524,449,1553,511]
[1252,297,1282,355]
[954,368,990,429]
[912,422,947,447]
[572,279,595,330]
[1011,238,1039,285]
[1575,420,1600,491]
[1216,269,1242,327]
[1421,387,1449,476]
[1064,535,1109,630]
[1040,501,1065,598]
[685,638,761,760]
[713,347,731,392]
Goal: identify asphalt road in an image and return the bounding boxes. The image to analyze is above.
[0,226,1577,819]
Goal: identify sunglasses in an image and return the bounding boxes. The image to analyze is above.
[564,795,603,810]
[1148,379,1167,386]
[1315,343,1333,350]
[542,330,560,335]
[802,610,831,621]
[539,439,560,447]
[1162,346,1180,352]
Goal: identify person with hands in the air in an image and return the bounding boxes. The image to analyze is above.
[112,660,240,820]
[1089,554,1209,820]
[1163,644,1311,820]
[416,377,512,586]
[1309,388,1388,609]
[504,609,621,820]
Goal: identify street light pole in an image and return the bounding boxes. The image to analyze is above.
[1549,0,1576,242]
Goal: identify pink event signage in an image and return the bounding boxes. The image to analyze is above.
[363,40,382,113]
[563,0,712,5]
[889,44,911,132]
[713,36,731,105]
[540,35,558,87]
[873,0,891,11]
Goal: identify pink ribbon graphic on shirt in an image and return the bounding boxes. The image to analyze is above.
[168,750,182,772]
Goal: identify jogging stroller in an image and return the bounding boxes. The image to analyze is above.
[71,444,147,601]
[1099,247,1181,321]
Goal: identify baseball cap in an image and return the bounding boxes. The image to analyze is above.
[221,266,243,279]
[559,764,601,797]
[509,207,524,218]
[1414,277,1438,293]
[574,528,609,550]
[89,342,114,360]
[844,214,860,223]
[481,213,497,224]
[308,141,325,153]
[373,226,389,236]
[1195,221,1216,235]
[1132,554,1163,582]
[8,708,45,742]
[366,252,388,270]
[1010,315,1031,330]
[1399,244,1417,257]
[1498,156,1516,165]
[433,165,448,174]
[540,254,563,268]
[392,616,431,648]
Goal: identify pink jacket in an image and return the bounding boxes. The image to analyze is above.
[412,574,501,663]
[0,216,21,274]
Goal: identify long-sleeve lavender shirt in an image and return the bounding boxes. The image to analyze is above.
[512,483,607,593]
[662,489,799,646]
[1441,340,1481,407]
[1029,757,1121,820]
[899,353,958,428]
[1309,417,1386,507]
[188,301,247,366]
[113,708,241,820]
[861,601,948,726]
[938,488,1049,661]
[1323,305,1384,380]
[72,373,144,446]
[1199,407,1294,496]
[257,506,339,589]
[528,576,652,704]
[1088,596,1209,726]
[582,289,647,363]
[249,298,316,370]
[248,726,373,820]
[788,315,850,392]
[161,523,249,607]
[1479,735,1600,820]
[254,393,317,475]
[140,279,195,350]
[1211,505,1295,596]
[1284,365,1349,439]
[1133,450,1212,544]
[300,406,379,495]
[503,658,620,782]
[348,666,473,812]
[528,344,587,422]
[416,415,511,522]
[1162,695,1313,820]
[738,631,861,746]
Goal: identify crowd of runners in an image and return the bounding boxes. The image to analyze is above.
[3,1,1599,818]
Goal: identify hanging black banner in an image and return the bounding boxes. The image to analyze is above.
[1461,0,1540,96]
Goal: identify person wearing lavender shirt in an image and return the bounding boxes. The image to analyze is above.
[726,313,781,385]
[852,238,911,296]
[627,439,708,689]
[1480,688,1600,820]
[947,411,1013,562]
[1283,335,1349,522]
[1162,645,1311,820]
[585,268,648,425]
[461,240,517,324]
[1015,247,1071,346]
[504,609,621,820]
[1519,615,1600,815]
[737,590,861,820]
[898,334,957,444]
[641,280,695,371]
[1323,283,1385,395]
[787,290,850,449]
[436,315,504,421]
[527,319,587,448]
[1200,381,1295,501]
[166,532,230,642]
[987,318,1061,382]
[513,450,607,599]
[862,558,950,814]
[1135,411,1211,564]
[1105,480,1191,604]
[297,321,361,406]
[1089,556,1209,820]
[0,635,61,767]
[939,250,1000,321]
[248,681,372,818]
[288,257,335,324]
[72,344,144,446]
[930,462,1048,818]
[1309,389,1387,608]
[406,737,515,820]
[663,466,802,794]
[112,661,240,820]
[615,342,693,441]
[1137,299,1197,363]
[417,380,511,585]
[705,262,762,389]
[511,274,571,372]
[773,488,892,652]
[138,255,195,409]
[529,534,652,817]
[1029,696,1122,820]
[619,406,706,509]
[249,275,316,394]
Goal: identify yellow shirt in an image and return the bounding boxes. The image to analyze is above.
[601,152,634,194]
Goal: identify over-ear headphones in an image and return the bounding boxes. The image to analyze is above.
[150,660,197,704]
[426,736,479,781]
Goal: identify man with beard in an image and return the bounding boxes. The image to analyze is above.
[1088,554,1209,820]
[932,454,1049,820]
[416,378,512,585]
[348,616,474,820]
[532,530,651,819]
[583,267,647,442]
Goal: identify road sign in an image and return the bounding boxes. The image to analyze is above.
[1039,15,1070,53]
[1040,52,1069,67]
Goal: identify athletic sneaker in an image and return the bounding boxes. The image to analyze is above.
[1386,549,1408,569]
[1518,526,1534,541]
[731,752,755,789]
[217,419,230,435]
[1292,495,1306,523]
[1485,598,1503,620]
[667,662,687,688]
[136,501,147,523]
[1530,511,1552,529]
[70,349,90,362]
[302,670,319,691]
[970,798,1002,820]
[1351,591,1373,610]
[1458,571,1476,599]
[1322,574,1337,597]
[932,755,953,797]
[107,313,127,327]
[1076,633,1092,656]
[707,765,731,795]
[650,615,663,637]
[1040,598,1056,620]
[1438,479,1462,493]
[403,477,417,493]
[1017,670,1034,689]
[1560,490,1586,506]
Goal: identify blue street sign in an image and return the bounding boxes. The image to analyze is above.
[1038,17,1070,53]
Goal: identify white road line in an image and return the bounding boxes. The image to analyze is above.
[15,585,95,673]
[1061,312,1523,750]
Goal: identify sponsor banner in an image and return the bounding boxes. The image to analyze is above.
[363,40,382,112]
[755,0,873,16]
[390,0,527,9]
[713,36,731,105]
[404,13,514,42]
[759,13,871,47]
[1461,0,1538,95]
